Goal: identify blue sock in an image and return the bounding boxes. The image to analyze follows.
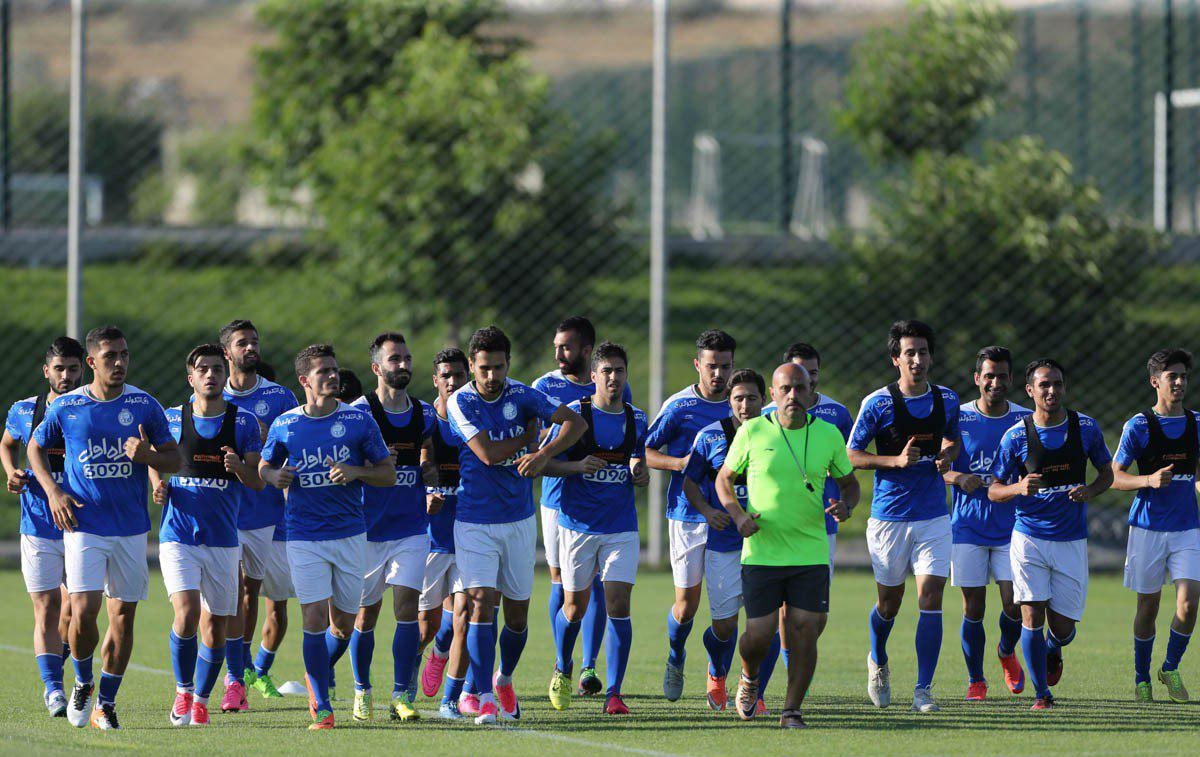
[195,643,226,700]
[915,610,942,690]
[36,653,64,694]
[1047,627,1075,659]
[605,616,632,696]
[666,609,693,668]
[498,625,528,679]
[869,607,894,666]
[168,630,197,690]
[254,644,277,677]
[1163,629,1191,672]
[225,635,244,684]
[464,654,477,695]
[72,654,93,685]
[781,645,791,669]
[350,628,374,691]
[443,675,465,705]
[467,622,496,695]
[434,611,455,655]
[326,629,350,688]
[548,581,565,633]
[581,576,607,669]
[553,609,582,675]
[757,633,781,701]
[961,617,986,684]
[243,639,252,673]
[1022,626,1050,698]
[302,630,333,712]
[998,612,1022,657]
[392,621,420,696]
[97,671,122,705]
[721,628,739,676]
[1134,634,1155,684]
[703,626,726,677]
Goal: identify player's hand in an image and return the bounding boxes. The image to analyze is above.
[152,479,169,506]
[272,465,298,488]
[421,461,439,487]
[124,424,152,463]
[703,508,732,531]
[934,449,952,474]
[517,452,549,478]
[895,438,920,469]
[577,455,606,475]
[1068,485,1097,502]
[426,491,445,515]
[49,489,81,532]
[734,511,761,538]
[826,498,851,523]
[326,457,354,485]
[6,469,29,494]
[1146,465,1174,489]
[957,474,986,494]
[1018,474,1044,496]
[631,458,650,487]
[221,446,243,474]
[521,423,541,448]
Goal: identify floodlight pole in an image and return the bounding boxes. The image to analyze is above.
[649,0,669,568]
[1,0,10,232]
[67,0,85,339]
[1165,0,1175,233]
[780,0,793,232]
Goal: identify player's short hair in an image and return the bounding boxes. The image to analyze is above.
[696,329,736,356]
[257,361,277,382]
[1148,348,1193,376]
[975,345,1013,374]
[887,319,935,357]
[85,325,125,355]
[44,336,85,364]
[434,347,468,372]
[1025,358,1066,384]
[218,319,257,347]
[368,331,407,365]
[186,343,226,371]
[730,368,766,396]
[294,344,336,377]
[469,326,510,360]
[337,368,363,402]
[782,341,820,365]
[556,316,596,348]
[591,341,628,370]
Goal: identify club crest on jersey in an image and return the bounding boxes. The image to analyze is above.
[503,402,518,421]
[118,409,134,426]
[331,421,346,438]
[254,400,270,416]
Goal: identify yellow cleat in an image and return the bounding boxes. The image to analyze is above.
[391,694,420,722]
[549,668,572,711]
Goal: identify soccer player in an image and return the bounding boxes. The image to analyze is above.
[2,336,84,717]
[417,348,472,719]
[989,358,1113,711]
[337,369,364,403]
[646,329,736,701]
[533,316,633,697]
[28,325,182,730]
[718,363,858,729]
[542,342,648,715]
[152,344,264,726]
[1112,348,1200,703]
[217,319,299,704]
[848,320,960,713]
[945,346,1031,701]
[681,369,764,713]
[345,333,439,723]
[447,326,587,724]
[258,344,395,730]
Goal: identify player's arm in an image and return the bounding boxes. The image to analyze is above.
[124,424,183,474]
[464,423,539,467]
[1068,435,1115,503]
[229,450,265,491]
[27,436,81,531]
[328,453,396,488]
[934,436,960,474]
[683,475,727,529]
[540,455,605,477]
[517,404,587,478]
[1110,461,1168,491]
[258,456,297,489]
[0,429,27,494]
[645,410,688,472]
[847,439,922,471]
[420,438,439,486]
[715,463,757,538]
[827,472,861,522]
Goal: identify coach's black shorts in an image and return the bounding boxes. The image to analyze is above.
[741,564,831,619]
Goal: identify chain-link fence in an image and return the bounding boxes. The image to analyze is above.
[3,0,1197,551]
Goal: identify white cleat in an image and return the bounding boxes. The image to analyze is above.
[663,661,685,702]
[867,654,891,708]
[66,682,95,728]
[45,689,68,718]
[911,685,941,713]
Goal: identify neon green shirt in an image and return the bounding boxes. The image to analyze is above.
[724,413,852,567]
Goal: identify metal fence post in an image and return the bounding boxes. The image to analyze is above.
[649,0,670,568]
[67,0,86,339]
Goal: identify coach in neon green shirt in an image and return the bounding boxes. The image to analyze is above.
[717,363,859,729]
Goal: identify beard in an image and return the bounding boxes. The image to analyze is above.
[232,352,260,372]
[382,368,411,390]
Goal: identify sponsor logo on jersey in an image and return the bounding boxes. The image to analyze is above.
[79,437,132,479]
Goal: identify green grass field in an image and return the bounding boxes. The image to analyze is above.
[0,566,1193,756]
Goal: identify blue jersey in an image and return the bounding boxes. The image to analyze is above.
[1115,411,1200,532]
[448,380,560,525]
[427,414,460,554]
[849,384,960,522]
[350,395,437,542]
[262,403,391,542]
[766,393,853,535]
[950,401,1032,546]
[645,385,732,523]
[159,404,262,548]
[32,384,173,537]
[6,395,62,539]
[546,399,647,535]
[223,377,299,536]
[993,412,1112,542]
[533,369,633,512]
[683,420,745,553]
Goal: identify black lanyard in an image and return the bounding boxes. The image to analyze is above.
[773,413,815,492]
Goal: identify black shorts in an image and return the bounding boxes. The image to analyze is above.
[741,564,831,619]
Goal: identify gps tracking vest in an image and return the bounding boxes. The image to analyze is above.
[30,392,65,473]
[431,418,460,488]
[1020,410,1086,487]
[706,417,746,487]
[1136,410,1198,478]
[875,383,946,458]
[566,397,637,465]
[178,403,240,480]
[366,393,425,467]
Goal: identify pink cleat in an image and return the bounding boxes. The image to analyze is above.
[422,651,448,698]
[220,680,249,713]
[493,672,520,720]
[474,699,498,725]
[190,700,211,726]
[459,692,481,716]
[169,691,193,726]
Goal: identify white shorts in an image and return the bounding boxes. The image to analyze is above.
[828,533,837,576]
[21,535,65,594]
[64,531,149,602]
[1124,526,1200,594]
[454,515,537,601]
[866,516,952,586]
[287,535,367,614]
[361,533,430,606]
[951,542,1014,587]
[419,552,463,611]
[704,549,743,620]
[669,520,708,589]
[239,525,294,601]
[559,528,639,592]
[159,541,241,616]
[541,505,562,570]
[1010,531,1088,621]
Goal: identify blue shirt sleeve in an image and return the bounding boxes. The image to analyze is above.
[1083,419,1113,469]
[527,386,561,425]
[237,412,264,455]
[942,389,960,440]
[682,433,710,482]
[645,404,676,450]
[835,406,853,442]
[1114,417,1146,468]
[262,421,288,466]
[31,403,63,447]
[447,393,480,444]
[5,402,25,443]
[632,412,649,459]
[359,416,392,464]
[848,397,879,452]
[992,430,1020,484]
[142,400,174,447]
[421,404,437,442]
